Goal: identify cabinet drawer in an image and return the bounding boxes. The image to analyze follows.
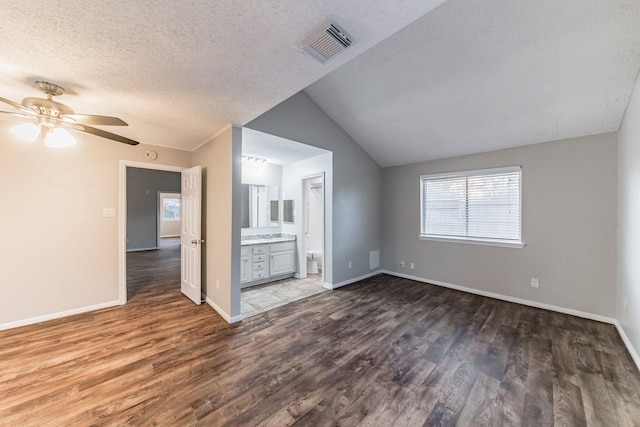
[253,262,266,270]
[270,241,295,253]
[253,246,267,255]
[252,269,267,279]
[253,254,266,262]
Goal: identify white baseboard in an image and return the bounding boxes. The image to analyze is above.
[205,296,244,324]
[613,320,640,373]
[380,270,616,324]
[0,300,121,331]
[126,246,158,253]
[323,282,332,290]
[329,270,382,290]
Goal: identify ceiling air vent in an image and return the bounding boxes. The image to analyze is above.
[298,18,354,64]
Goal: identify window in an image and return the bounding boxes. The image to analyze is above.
[420,166,523,248]
[162,197,181,221]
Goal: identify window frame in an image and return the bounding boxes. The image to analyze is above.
[161,196,182,222]
[419,166,524,248]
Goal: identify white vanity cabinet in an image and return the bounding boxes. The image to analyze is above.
[240,247,249,283]
[269,242,295,276]
[240,240,296,288]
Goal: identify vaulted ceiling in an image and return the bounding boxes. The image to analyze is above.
[306,0,640,166]
[2,1,640,167]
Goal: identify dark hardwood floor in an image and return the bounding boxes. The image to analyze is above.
[1,240,639,426]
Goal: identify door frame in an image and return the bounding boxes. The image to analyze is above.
[299,173,325,283]
[118,160,186,304]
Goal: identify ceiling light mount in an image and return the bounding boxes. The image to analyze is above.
[35,81,65,98]
[242,155,267,164]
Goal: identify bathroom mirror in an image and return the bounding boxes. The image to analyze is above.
[283,199,294,224]
[241,184,280,228]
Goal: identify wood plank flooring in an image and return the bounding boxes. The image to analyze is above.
[1,242,639,426]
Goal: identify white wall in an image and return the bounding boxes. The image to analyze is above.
[382,133,618,318]
[282,153,332,280]
[247,92,382,286]
[0,133,191,327]
[617,72,640,364]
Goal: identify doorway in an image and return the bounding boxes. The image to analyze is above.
[302,174,325,284]
[118,161,185,304]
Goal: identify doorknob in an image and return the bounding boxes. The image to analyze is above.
[191,239,205,245]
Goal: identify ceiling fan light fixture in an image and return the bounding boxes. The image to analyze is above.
[45,127,76,148]
[10,123,40,142]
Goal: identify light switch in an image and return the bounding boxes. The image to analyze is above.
[103,207,116,217]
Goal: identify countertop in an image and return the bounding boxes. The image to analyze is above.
[241,234,296,246]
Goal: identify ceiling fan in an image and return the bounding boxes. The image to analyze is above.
[0,81,139,147]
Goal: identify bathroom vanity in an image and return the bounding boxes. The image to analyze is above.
[240,234,296,288]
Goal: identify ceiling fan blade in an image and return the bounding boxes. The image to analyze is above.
[65,123,140,146]
[62,114,128,126]
[0,96,37,115]
[0,110,35,118]
[0,110,37,123]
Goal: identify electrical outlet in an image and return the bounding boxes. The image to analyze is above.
[216,279,220,290]
[531,278,540,288]
[400,261,405,267]
[348,261,352,269]
[410,263,415,269]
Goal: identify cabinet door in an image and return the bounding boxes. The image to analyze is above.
[240,257,249,283]
[270,250,294,276]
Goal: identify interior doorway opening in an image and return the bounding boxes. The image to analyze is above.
[302,174,325,285]
[118,161,185,304]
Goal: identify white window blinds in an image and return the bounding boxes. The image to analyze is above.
[420,166,522,246]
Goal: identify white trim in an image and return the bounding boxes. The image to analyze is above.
[323,282,332,290]
[329,271,381,290]
[192,123,233,151]
[613,320,640,373]
[420,165,522,180]
[206,296,244,324]
[126,246,158,253]
[419,235,525,249]
[0,300,120,331]
[119,160,187,305]
[380,270,616,324]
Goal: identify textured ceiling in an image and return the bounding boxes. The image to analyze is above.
[0,0,445,151]
[306,0,640,166]
[242,128,328,165]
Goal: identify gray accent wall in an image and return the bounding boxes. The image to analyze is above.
[246,91,382,286]
[126,167,181,251]
[381,133,618,317]
[618,72,640,363]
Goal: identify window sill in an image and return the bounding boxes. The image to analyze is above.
[419,235,525,249]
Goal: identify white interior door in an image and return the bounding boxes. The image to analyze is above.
[181,165,203,305]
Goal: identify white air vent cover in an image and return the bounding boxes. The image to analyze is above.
[298,18,354,64]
